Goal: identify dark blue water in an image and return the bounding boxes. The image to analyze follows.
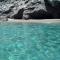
[0,23,60,60]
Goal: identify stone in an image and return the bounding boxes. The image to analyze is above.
[11,8,24,19]
[45,0,60,18]
[0,0,60,19]
[23,0,53,19]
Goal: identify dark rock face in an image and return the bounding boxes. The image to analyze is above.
[23,9,53,19]
[53,1,60,18]
[0,0,60,19]
[45,0,60,18]
[11,8,24,19]
[23,1,53,19]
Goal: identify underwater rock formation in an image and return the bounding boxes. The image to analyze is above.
[0,0,60,19]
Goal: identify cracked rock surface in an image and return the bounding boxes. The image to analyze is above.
[0,0,60,19]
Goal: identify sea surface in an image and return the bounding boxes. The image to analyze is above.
[0,22,60,60]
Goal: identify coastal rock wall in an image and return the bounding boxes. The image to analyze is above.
[0,0,60,19]
[45,0,60,18]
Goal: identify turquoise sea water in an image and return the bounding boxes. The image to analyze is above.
[0,22,60,60]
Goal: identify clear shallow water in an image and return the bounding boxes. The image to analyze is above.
[0,23,60,60]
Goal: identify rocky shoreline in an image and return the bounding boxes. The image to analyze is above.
[0,0,60,19]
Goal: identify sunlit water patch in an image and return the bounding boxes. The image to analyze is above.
[0,23,60,60]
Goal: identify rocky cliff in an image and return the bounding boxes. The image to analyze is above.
[0,0,60,19]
